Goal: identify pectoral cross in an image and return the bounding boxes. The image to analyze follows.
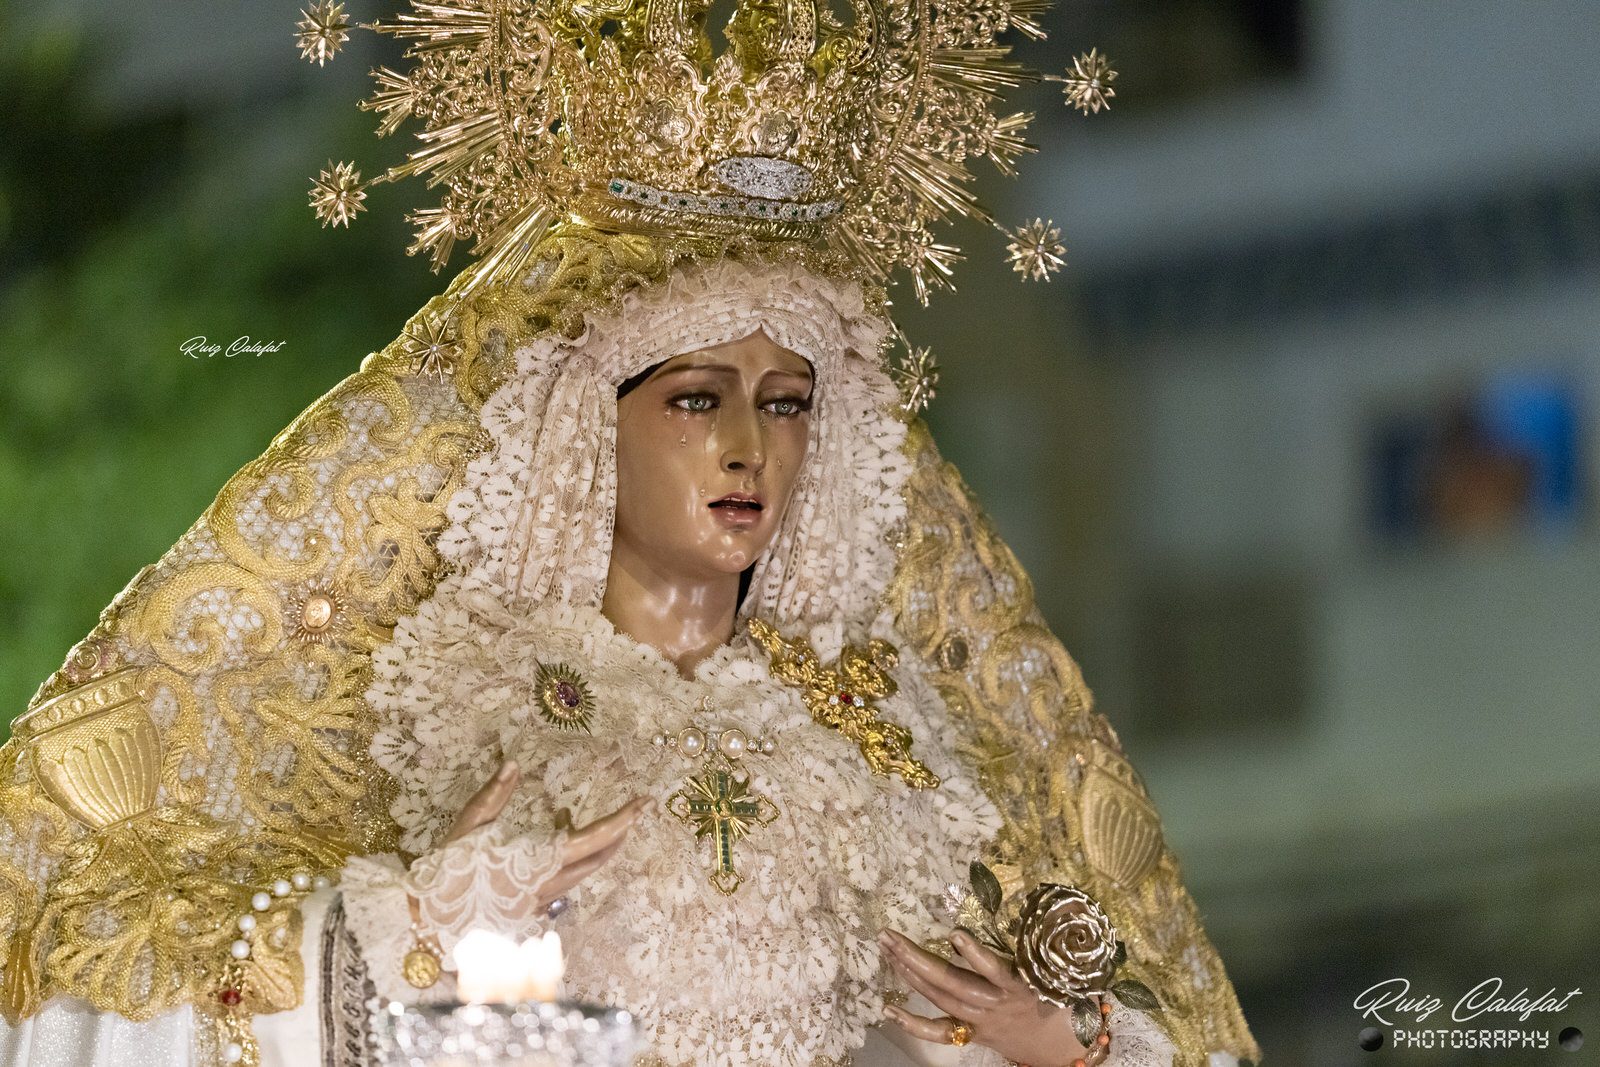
[665,760,779,896]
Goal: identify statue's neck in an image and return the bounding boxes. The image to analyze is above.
[599,549,742,680]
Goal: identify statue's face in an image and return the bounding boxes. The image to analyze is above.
[614,328,814,580]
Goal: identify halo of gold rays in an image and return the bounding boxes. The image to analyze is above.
[1005,219,1068,282]
[295,1,353,68]
[293,0,1120,304]
[309,161,368,228]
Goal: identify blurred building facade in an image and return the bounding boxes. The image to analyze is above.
[931,2,1600,1060]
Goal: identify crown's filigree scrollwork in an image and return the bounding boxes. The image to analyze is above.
[297,0,1118,303]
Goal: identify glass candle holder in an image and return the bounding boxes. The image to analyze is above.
[372,998,643,1067]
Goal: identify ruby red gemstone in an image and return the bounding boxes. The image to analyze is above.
[219,988,242,1006]
[837,691,854,705]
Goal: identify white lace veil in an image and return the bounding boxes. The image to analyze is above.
[435,255,910,630]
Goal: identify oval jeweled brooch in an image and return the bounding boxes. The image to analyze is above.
[534,662,595,732]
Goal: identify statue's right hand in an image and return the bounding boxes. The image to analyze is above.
[408,759,651,947]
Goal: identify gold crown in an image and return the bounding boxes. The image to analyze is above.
[297,0,1114,302]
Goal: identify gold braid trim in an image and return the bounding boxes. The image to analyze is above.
[884,419,1262,1067]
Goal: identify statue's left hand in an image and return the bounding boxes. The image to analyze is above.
[879,926,1097,1067]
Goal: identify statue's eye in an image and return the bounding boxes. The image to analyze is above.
[764,396,812,417]
[673,394,716,413]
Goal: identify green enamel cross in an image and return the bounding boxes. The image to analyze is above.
[665,761,780,895]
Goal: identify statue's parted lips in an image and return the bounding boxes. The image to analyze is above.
[709,492,763,510]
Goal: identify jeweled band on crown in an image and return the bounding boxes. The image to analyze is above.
[299,0,1114,304]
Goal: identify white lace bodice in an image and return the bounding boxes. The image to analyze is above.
[364,575,1008,1067]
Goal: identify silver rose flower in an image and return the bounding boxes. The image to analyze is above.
[1014,883,1118,1007]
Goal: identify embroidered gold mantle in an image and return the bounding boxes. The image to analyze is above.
[0,233,1258,1067]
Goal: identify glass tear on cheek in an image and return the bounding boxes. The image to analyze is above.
[679,434,687,446]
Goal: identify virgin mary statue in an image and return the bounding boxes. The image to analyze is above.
[0,2,1261,1066]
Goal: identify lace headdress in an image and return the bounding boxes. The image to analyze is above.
[440,254,907,629]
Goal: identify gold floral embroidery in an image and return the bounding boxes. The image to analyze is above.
[0,355,482,1036]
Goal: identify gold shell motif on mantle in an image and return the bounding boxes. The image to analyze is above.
[1079,739,1165,888]
[13,667,159,831]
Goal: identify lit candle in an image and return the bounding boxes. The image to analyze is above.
[454,928,565,1004]
[518,931,564,1002]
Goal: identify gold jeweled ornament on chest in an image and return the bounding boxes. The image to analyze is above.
[747,618,940,789]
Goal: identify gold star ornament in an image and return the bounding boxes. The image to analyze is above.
[309,161,368,228]
[398,311,460,381]
[295,1,352,68]
[1005,219,1068,282]
[891,342,940,416]
[1059,48,1117,115]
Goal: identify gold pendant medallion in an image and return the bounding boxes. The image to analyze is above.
[403,936,442,989]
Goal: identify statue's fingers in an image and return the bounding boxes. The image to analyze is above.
[560,796,649,864]
[951,929,1026,992]
[882,1005,953,1044]
[881,930,1005,1009]
[541,834,629,901]
[883,952,990,1026]
[445,761,521,843]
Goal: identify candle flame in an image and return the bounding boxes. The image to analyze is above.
[454,928,564,1004]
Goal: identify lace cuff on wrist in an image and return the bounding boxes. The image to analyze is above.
[339,824,571,1003]
[338,852,457,1005]
[1101,991,1178,1067]
[403,822,570,959]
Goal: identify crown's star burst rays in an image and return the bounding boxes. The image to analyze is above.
[294,0,1115,303]
[891,344,941,415]
[1060,48,1117,115]
[309,161,368,228]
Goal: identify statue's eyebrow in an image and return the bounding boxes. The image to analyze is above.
[653,362,814,387]
[653,362,739,378]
